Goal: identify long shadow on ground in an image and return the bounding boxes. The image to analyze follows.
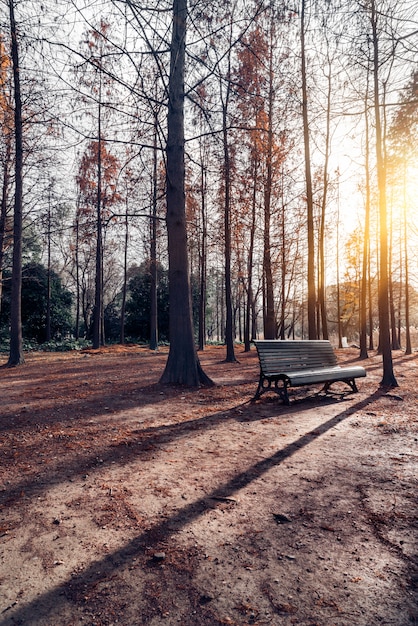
[2,389,391,625]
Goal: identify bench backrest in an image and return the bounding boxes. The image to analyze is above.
[254,340,338,374]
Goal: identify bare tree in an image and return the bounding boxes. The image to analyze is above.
[387,71,418,355]
[7,0,24,366]
[370,0,397,386]
[0,35,13,317]
[360,73,372,360]
[300,0,316,340]
[159,0,212,386]
[220,49,237,362]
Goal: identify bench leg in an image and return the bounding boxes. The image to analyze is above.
[346,379,359,393]
[274,379,290,405]
[321,379,359,395]
[253,377,290,405]
[253,377,264,400]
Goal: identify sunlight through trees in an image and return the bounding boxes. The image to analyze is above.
[1,0,418,385]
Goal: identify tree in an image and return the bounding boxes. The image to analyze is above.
[301,0,316,340]
[119,168,135,346]
[159,0,212,386]
[196,124,209,352]
[220,24,238,362]
[262,24,278,341]
[369,0,397,386]
[73,20,122,349]
[235,22,277,341]
[388,71,418,355]
[149,108,162,351]
[184,97,210,352]
[0,34,13,317]
[359,76,372,360]
[233,11,296,347]
[7,0,24,365]
[75,140,121,341]
[316,33,337,342]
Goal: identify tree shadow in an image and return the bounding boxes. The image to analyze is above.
[0,381,175,434]
[0,375,376,505]
[4,389,384,625]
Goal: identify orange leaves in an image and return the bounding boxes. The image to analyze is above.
[76,139,121,228]
[235,26,269,99]
[0,36,13,130]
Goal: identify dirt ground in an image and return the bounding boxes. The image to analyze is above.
[0,344,417,626]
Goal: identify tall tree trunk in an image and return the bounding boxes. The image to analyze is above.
[92,98,103,349]
[301,0,316,339]
[237,292,242,343]
[120,198,129,345]
[397,272,402,349]
[222,87,237,362]
[317,58,332,341]
[45,190,52,342]
[74,205,81,340]
[244,159,257,352]
[100,221,106,345]
[360,82,371,359]
[82,286,89,338]
[388,208,400,350]
[368,254,374,350]
[0,133,11,317]
[279,189,286,340]
[371,0,397,386]
[263,42,276,340]
[403,162,412,355]
[198,156,207,351]
[149,112,158,350]
[160,0,212,386]
[336,194,343,349]
[7,0,24,366]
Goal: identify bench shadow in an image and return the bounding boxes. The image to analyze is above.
[247,381,365,410]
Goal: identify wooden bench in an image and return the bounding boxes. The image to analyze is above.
[253,340,366,405]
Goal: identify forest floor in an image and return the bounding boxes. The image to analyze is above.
[0,344,417,626]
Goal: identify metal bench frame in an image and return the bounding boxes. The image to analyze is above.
[253,340,367,405]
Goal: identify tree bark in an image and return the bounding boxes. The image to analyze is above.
[262,41,276,340]
[371,0,397,386]
[388,210,400,350]
[279,188,286,340]
[317,56,332,341]
[160,0,212,386]
[7,0,24,367]
[222,90,237,362]
[360,81,371,359]
[403,163,412,354]
[198,156,207,351]
[149,112,158,351]
[301,0,317,340]
[120,198,129,345]
[244,158,257,352]
[74,204,81,340]
[45,187,52,342]
[0,131,11,317]
[92,98,103,349]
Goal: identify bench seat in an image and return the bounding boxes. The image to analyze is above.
[253,340,366,405]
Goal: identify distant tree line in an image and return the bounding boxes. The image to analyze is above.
[2,250,417,352]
